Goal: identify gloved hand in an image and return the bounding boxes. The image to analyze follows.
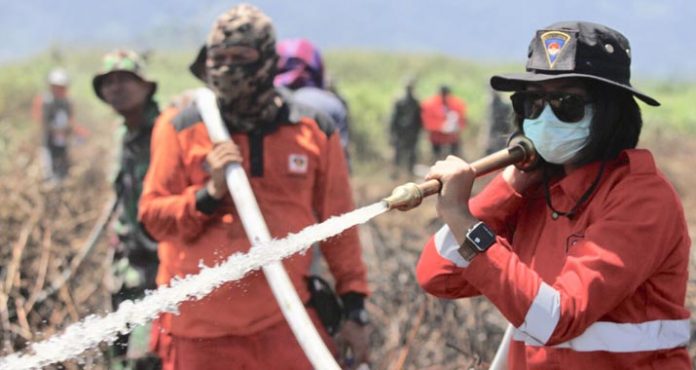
[336,319,370,370]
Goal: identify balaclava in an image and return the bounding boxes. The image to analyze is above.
[205,4,279,132]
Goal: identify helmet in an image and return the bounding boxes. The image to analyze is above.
[48,68,69,87]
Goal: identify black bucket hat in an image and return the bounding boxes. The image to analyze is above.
[490,21,659,106]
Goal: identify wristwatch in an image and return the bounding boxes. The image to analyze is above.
[458,221,497,261]
[345,308,370,326]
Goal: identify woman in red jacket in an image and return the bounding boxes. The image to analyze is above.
[416,21,691,369]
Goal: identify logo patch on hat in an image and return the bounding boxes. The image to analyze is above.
[540,31,571,69]
[288,153,308,174]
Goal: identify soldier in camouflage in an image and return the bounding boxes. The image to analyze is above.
[484,90,513,155]
[92,49,161,370]
[389,78,422,176]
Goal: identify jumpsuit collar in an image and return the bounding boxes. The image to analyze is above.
[548,160,606,203]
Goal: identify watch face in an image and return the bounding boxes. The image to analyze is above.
[467,223,496,252]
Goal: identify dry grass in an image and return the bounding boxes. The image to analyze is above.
[0,120,694,369]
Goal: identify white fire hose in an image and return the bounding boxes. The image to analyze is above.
[489,323,513,370]
[195,88,341,370]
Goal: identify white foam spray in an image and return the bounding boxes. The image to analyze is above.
[0,202,388,370]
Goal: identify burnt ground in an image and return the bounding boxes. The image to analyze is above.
[1,122,695,369]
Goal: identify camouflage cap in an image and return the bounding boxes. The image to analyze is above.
[92,49,157,101]
[189,3,277,81]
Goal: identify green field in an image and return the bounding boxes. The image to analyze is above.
[2,49,695,167]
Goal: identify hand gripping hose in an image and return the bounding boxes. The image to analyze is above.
[195,88,340,370]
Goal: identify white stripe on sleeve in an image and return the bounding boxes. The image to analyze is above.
[516,281,561,345]
[433,225,469,268]
[514,319,690,352]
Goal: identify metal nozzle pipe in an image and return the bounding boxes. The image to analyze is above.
[383,135,538,211]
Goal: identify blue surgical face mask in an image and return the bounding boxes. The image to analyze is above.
[523,104,593,165]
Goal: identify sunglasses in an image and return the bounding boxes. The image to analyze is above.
[510,91,593,123]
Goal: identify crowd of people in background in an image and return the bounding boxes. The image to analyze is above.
[28,4,689,370]
[388,79,512,177]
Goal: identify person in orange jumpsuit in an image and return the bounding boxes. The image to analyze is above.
[139,4,370,370]
[416,21,691,369]
[420,85,467,160]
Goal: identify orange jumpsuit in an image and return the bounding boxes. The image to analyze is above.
[417,150,691,369]
[420,94,467,145]
[139,100,368,369]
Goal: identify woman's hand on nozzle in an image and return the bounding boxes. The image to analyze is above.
[425,156,475,237]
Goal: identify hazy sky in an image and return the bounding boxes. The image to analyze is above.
[1,0,694,79]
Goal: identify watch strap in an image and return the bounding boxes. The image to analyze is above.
[457,240,479,261]
[345,308,370,326]
[458,221,497,261]
[195,186,222,215]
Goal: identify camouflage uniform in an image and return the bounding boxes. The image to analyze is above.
[111,101,160,293]
[93,50,161,370]
[484,91,512,155]
[389,87,422,174]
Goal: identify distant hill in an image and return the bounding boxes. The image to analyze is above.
[1,0,695,79]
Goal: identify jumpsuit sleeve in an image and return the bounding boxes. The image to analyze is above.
[31,95,43,124]
[314,131,369,296]
[422,173,687,346]
[469,172,526,241]
[138,109,213,242]
[416,171,525,298]
[454,98,467,130]
[420,99,438,132]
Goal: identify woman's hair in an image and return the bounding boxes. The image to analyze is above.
[512,79,643,166]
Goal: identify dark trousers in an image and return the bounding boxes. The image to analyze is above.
[394,140,418,173]
[48,145,69,179]
[431,141,460,160]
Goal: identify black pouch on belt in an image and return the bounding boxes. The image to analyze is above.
[305,275,343,335]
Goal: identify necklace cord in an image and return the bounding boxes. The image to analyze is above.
[543,161,607,219]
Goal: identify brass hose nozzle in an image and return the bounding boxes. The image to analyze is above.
[382,135,538,211]
[382,181,440,211]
